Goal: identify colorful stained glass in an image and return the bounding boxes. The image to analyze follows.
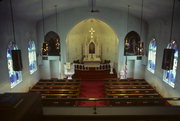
[28,40,37,74]
[7,41,22,88]
[147,39,157,73]
[163,41,178,88]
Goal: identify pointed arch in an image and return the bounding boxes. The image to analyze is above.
[89,42,95,54]
[7,41,22,88]
[163,41,178,88]
[124,31,141,56]
[147,39,157,73]
[43,31,60,56]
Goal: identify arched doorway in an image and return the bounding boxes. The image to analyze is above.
[66,18,119,64]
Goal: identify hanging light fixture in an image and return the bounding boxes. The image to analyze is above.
[162,0,176,70]
[54,5,60,55]
[137,0,144,56]
[124,5,130,55]
[123,5,130,79]
[10,0,16,43]
[10,0,23,71]
[41,0,48,56]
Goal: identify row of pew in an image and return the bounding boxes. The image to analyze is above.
[105,78,170,106]
[30,79,81,106]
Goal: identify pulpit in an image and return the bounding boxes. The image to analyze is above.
[64,62,75,79]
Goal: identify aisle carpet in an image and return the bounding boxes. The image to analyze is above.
[78,80,107,106]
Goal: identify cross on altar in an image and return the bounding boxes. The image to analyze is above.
[89,27,95,38]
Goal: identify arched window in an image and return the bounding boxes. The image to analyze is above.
[163,41,178,88]
[28,40,37,74]
[7,41,22,88]
[147,39,157,73]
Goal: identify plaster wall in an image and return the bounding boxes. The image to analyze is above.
[145,17,180,105]
[0,1,40,93]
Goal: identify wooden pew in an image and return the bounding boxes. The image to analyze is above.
[105,78,145,82]
[105,81,148,85]
[36,81,80,85]
[41,93,79,98]
[30,89,80,94]
[105,88,156,94]
[41,93,79,106]
[105,85,152,89]
[32,85,80,89]
[106,93,160,97]
[39,79,80,82]
[30,79,81,106]
[106,93,166,106]
[105,79,169,106]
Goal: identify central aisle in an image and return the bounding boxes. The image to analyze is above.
[73,68,117,106]
[78,80,106,106]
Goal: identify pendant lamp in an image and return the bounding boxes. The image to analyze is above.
[162,0,176,70]
[41,0,48,56]
[10,0,23,71]
[138,0,144,56]
[54,5,60,56]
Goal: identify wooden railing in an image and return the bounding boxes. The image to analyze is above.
[74,63,89,71]
[74,63,110,71]
[95,63,110,71]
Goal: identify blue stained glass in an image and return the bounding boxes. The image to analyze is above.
[28,40,37,74]
[147,39,157,73]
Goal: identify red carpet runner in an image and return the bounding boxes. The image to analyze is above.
[78,80,107,106]
[73,69,117,106]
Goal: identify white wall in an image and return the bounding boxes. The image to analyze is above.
[145,16,180,105]
[0,1,40,93]
[37,7,148,78]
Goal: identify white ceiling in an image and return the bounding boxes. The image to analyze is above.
[1,0,180,22]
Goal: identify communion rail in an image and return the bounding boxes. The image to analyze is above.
[74,63,110,71]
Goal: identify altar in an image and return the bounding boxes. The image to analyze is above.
[83,57,101,67]
[82,27,101,67]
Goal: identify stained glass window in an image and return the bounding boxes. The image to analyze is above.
[7,41,22,88]
[28,40,37,74]
[147,39,157,73]
[163,41,178,88]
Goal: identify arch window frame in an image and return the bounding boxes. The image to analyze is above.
[28,40,37,74]
[147,39,157,74]
[7,41,22,88]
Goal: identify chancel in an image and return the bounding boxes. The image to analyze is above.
[1,0,180,121]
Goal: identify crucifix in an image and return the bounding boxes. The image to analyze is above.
[89,27,95,39]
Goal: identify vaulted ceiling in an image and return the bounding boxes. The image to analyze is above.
[1,0,180,22]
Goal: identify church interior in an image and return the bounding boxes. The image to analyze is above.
[0,0,180,121]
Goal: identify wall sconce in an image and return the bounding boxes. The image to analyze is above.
[42,42,48,56]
